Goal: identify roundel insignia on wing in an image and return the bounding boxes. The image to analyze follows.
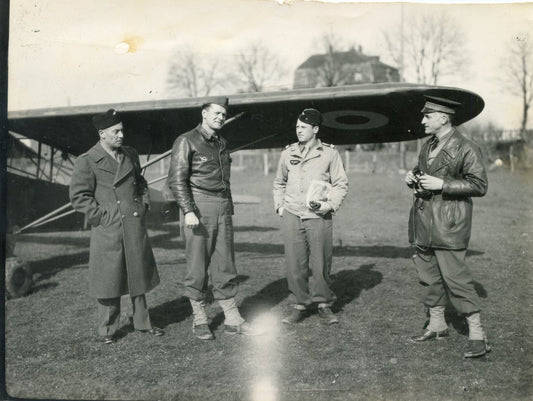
[322,110,389,130]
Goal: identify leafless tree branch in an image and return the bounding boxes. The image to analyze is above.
[315,31,354,87]
[236,42,284,92]
[382,12,467,84]
[500,33,533,135]
[166,46,226,97]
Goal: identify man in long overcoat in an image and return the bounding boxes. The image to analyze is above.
[405,96,489,358]
[70,109,163,344]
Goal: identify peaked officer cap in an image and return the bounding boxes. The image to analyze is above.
[421,96,461,115]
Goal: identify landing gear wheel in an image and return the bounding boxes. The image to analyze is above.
[5,257,33,299]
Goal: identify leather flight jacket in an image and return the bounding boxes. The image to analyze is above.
[168,124,232,214]
[408,129,488,250]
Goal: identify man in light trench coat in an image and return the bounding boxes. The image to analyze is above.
[70,109,164,344]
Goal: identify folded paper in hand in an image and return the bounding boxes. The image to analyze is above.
[306,180,332,209]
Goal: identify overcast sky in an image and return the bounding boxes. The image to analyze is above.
[8,0,533,129]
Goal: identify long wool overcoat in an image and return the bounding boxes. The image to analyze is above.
[70,142,159,298]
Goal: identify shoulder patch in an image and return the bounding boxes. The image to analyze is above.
[322,142,335,148]
[284,144,291,149]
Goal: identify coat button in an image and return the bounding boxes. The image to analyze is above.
[121,214,126,219]
[113,186,116,190]
[134,198,138,202]
[117,200,121,204]
[133,212,139,217]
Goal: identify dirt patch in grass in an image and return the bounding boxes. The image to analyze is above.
[5,169,533,400]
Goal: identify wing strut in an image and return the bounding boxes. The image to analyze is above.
[14,112,249,234]
[144,131,283,187]
[15,203,73,234]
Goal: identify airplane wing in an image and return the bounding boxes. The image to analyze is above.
[7,83,484,156]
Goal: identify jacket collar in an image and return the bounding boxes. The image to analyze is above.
[114,147,134,185]
[435,127,454,142]
[197,124,218,141]
[196,124,227,151]
[423,128,463,174]
[289,139,324,160]
[86,142,133,184]
[87,142,116,174]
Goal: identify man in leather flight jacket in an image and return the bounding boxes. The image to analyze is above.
[167,97,256,340]
[405,96,490,359]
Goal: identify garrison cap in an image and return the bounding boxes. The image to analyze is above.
[202,96,229,111]
[92,109,122,130]
[421,96,461,115]
[298,108,322,126]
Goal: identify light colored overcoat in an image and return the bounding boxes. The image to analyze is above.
[70,142,159,298]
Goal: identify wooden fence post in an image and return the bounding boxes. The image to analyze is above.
[263,152,269,176]
[344,150,350,173]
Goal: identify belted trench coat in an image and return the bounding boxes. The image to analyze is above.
[408,129,488,250]
[70,142,159,298]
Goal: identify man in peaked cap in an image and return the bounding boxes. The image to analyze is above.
[70,109,164,344]
[168,97,258,340]
[273,108,348,325]
[405,95,490,358]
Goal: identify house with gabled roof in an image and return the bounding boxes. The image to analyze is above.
[293,46,400,89]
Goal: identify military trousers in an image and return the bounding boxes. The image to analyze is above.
[183,192,238,301]
[97,294,152,337]
[281,210,336,307]
[412,248,481,315]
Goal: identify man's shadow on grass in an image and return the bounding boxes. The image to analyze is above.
[331,264,383,312]
[207,264,383,327]
[148,225,278,250]
[147,275,251,329]
[333,246,484,258]
[233,226,278,232]
[26,251,89,294]
[146,296,192,330]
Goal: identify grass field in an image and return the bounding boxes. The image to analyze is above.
[4,168,533,401]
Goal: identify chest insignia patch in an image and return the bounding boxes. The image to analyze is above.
[198,155,208,162]
[290,159,301,165]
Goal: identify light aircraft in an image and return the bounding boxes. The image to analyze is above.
[5,82,485,297]
[9,83,484,156]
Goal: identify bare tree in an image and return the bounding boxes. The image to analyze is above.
[383,12,466,85]
[501,33,533,139]
[236,42,284,92]
[316,31,354,87]
[166,46,225,97]
[383,11,467,168]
